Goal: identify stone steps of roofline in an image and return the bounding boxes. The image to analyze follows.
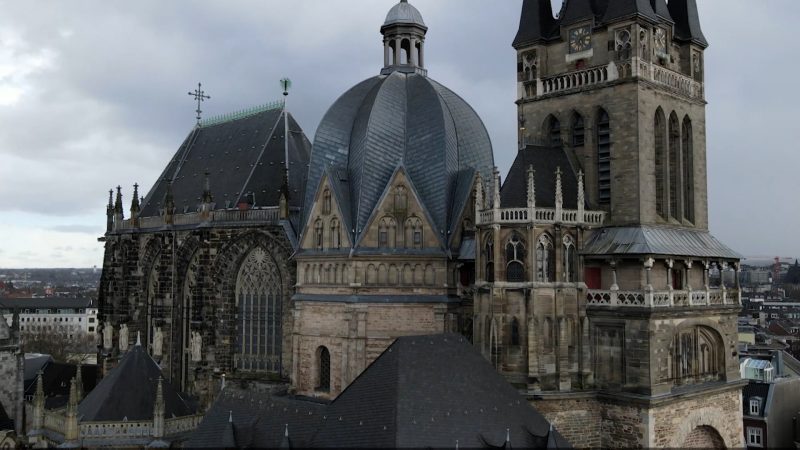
[198,99,285,127]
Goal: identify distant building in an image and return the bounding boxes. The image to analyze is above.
[0,307,23,443]
[0,298,98,341]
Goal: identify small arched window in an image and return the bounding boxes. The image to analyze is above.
[405,217,423,249]
[484,236,494,282]
[322,189,331,215]
[394,185,408,211]
[596,109,611,205]
[536,234,555,282]
[505,233,526,282]
[510,317,521,346]
[571,112,585,147]
[330,218,341,249]
[563,235,577,282]
[314,219,324,249]
[317,346,331,392]
[379,217,397,248]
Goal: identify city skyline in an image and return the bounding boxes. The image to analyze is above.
[0,0,796,268]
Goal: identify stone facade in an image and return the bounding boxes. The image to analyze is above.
[0,311,23,438]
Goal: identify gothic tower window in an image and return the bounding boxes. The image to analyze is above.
[484,236,494,282]
[571,112,585,147]
[510,317,521,346]
[322,189,331,215]
[536,234,555,282]
[330,218,341,249]
[668,112,681,220]
[405,217,423,249]
[654,108,667,219]
[596,109,611,205]
[682,117,695,223]
[317,346,331,392]
[235,246,282,373]
[672,326,724,385]
[314,219,324,249]
[505,233,526,282]
[545,115,561,146]
[563,235,577,282]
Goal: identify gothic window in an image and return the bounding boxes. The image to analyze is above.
[505,233,526,282]
[672,326,723,385]
[596,109,612,205]
[317,346,331,392]
[484,236,494,282]
[510,317,521,346]
[668,112,681,220]
[322,189,331,215]
[571,112,585,147]
[536,234,555,282]
[654,108,667,219]
[379,217,397,248]
[330,218,341,249]
[563,235,577,282]
[615,28,632,60]
[394,185,408,212]
[235,247,282,373]
[405,217,423,249]
[314,219,324,249]
[366,264,378,285]
[682,117,695,223]
[546,115,561,146]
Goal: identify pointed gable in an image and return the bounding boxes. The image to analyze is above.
[602,0,659,24]
[513,0,558,48]
[299,169,353,251]
[668,0,708,48]
[78,344,195,422]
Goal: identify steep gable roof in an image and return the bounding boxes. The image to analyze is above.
[513,0,559,48]
[668,0,708,48]
[78,343,194,422]
[500,145,580,209]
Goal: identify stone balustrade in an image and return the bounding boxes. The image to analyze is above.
[539,63,616,96]
[478,207,605,226]
[637,59,703,100]
[586,288,739,308]
[116,207,298,231]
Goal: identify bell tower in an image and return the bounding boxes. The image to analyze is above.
[381,0,427,75]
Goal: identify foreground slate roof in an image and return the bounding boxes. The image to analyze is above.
[188,334,569,448]
[582,226,741,259]
[140,106,311,217]
[25,362,98,410]
[0,402,12,432]
[501,145,580,209]
[78,342,195,422]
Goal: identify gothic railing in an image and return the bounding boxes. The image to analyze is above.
[636,59,703,100]
[43,410,65,433]
[116,207,299,231]
[478,207,605,227]
[538,63,616,96]
[80,421,152,438]
[586,288,739,308]
[164,415,203,435]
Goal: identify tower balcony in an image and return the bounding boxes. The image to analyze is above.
[113,206,300,232]
[477,206,605,227]
[586,287,741,308]
[521,57,703,101]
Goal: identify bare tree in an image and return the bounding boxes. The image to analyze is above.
[21,329,96,363]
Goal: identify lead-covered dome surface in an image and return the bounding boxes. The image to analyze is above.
[305,71,494,243]
[383,0,426,28]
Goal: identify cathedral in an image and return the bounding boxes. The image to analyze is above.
[96,0,745,447]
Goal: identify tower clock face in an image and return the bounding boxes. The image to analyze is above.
[654,28,667,54]
[569,26,592,53]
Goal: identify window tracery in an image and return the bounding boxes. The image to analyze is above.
[322,189,331,215]
[682,117,694,223]
[596,109,611,204]
[405,216,423,249]
[505,233,526,282]
[655,108,667,219]
[317,346,331,392]
[536,234,555,282]
[379,216,397,248]
[563,235,577,282]
[484,235,494,282]
[314,219,324,249]
[330,218,341,249]
[669,112,680,220]
[571,112,585,147]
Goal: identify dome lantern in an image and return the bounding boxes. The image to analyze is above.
[381,0,428,75]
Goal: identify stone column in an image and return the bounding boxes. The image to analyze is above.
[610,260,619,291]
[394,37,402,65]
[643,257,654,290]
[666,259,674,306]
[410,38,418,66]
[419,41,425,67]
[384,40,390,67]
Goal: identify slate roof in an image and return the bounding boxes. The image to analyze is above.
[500,145,580,209]
[668,0,708,47]
[24,362,98,410]
[23,354,53,386]
[0,297,94,311]
[742,382,770,417]
[140,107,311,218]
[306,71,494,247]
[383,0,426,29]
[513,0,559,48]
[188,334,569,448]
[78,343,195,422]
[0,402,12,432]
[581,226,741,259]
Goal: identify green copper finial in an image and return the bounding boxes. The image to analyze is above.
[280,78,292,96]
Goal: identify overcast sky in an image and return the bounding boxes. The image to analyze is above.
[0,0,797,268]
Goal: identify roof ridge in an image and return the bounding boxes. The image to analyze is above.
[200,99,285,127]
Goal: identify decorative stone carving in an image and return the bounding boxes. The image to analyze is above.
[153,327,163,357]
[191,331,202,362]
[103,323,113,350]
[119,324,129,352]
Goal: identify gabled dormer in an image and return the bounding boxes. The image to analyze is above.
[299,170,353,252]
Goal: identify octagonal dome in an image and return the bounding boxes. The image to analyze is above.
[383,0,426,29]
[305,70,494,244]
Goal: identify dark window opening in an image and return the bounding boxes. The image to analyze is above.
[596,109,611,204]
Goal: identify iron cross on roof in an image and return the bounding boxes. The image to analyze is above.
[188,82,210,125]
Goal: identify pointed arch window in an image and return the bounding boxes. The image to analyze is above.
[546,115,562,146]
[668,113,681,220]
[682,117,695,223]
[536,234,556,282]
[484,236,494,282]
[322,189,331,215]
[314,219,324,249]
[654,108,667,219]
[571,112,585,147]
[563,235,577,282]
[405,217,423,249]
[505,233,526,282]
[596,109,612,204]
[329,218,341,249]
[235,247,282,373]
[317,346,331,392]
[379,217,397,248]
[394,185,408,212]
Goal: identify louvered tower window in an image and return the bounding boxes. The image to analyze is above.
[235,247,282,373]
[654,108,667,219]
[682,117,694,223]
[317,346,331,392]
[571,113,585,147]
[596,109,611,204]
[669,113,680,220]
[547,116,561,146]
